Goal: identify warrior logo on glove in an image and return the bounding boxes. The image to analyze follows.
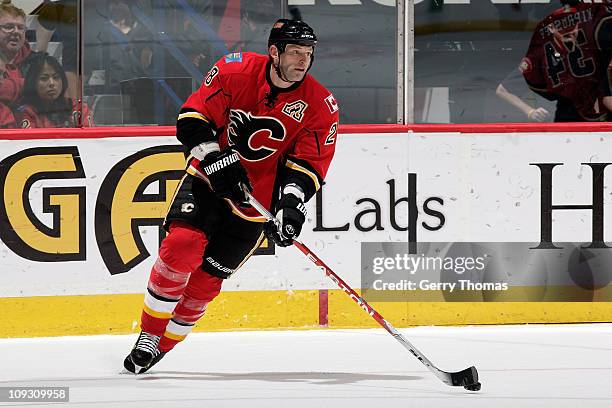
[265,194,308,247]
[198,148,252,204]
[202,151,240,175]
[228,109,286,162]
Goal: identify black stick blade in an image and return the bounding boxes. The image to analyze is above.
[449,366,480,389]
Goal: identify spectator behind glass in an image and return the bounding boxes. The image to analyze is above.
[239,0,278,54]
[109,1,152,87]
[16,54,91,128]
[521,0,612,122]
[35,0,78,100]
[606,63,612,112]
[496,68,552,122]
[0,0,37,127]
[174,0,216,73]
[493,1,554,122]
[90,0,153,93]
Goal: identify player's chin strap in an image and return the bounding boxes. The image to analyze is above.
[272,57,295,85]
[243,188,482,391]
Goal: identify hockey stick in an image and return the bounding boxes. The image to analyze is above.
[245,190,481,391]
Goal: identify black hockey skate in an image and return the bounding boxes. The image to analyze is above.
[123,331,166,374]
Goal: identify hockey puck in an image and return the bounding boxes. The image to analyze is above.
[464,382,481,392]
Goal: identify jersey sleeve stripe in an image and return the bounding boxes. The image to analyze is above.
[177,112,210,122]
[285,159,321,191]
[186,165,210,185]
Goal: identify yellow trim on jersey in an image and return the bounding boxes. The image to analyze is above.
[186,165,207,180]
[168,173,188,205]
[143,304,173,320]
[163,331,187,341]
[236,232,266,271]
[286,160,321,191]
[226,199,267,223]
[186,165,265,222]
[177,112,209,122]
[163,174,189,227]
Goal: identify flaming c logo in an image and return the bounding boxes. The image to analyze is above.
[227,109,287,161]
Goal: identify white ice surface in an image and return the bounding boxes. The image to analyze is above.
[0,324,611,408]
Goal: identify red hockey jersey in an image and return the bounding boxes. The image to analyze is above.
[0,43,34,106]
[520,3,611,120]
[16,100,93,128]
[183,52,339,221]
[0,44,35,127]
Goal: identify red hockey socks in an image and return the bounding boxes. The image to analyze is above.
[158,269,223,352]
[140,222,208,336]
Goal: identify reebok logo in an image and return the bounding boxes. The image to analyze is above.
[203,153,239,175]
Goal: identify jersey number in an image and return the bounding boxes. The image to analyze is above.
[204,66,219,87]
[544,29,595,87]
[324,123,338,145]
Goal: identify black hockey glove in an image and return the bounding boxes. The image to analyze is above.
[199,148,252,203]
[264,193,307,247]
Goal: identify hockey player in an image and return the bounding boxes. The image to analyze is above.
[520,0,612,121]
[124,19,339,374]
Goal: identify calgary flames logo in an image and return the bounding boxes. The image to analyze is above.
[227,109,287,161]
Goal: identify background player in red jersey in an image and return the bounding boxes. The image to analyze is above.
[520,0,612,122]
[124,19,339,374]
[600,3,612,111]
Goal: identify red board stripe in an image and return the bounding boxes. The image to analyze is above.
[340,122,612,134]
[3,122,612,141]
[318,289,328,327]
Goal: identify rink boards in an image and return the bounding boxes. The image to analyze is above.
[1,125,612,337]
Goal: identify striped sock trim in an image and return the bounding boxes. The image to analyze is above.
[144,290,179,315]
[163,331,188,342]
[146,287,179,303]
[143,304,173,320]
[163,319,195,341]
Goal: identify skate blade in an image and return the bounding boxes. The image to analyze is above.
[133,364,146,374]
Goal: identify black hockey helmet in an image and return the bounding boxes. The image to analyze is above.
[560,0,581,6]
[268,19,317,53]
